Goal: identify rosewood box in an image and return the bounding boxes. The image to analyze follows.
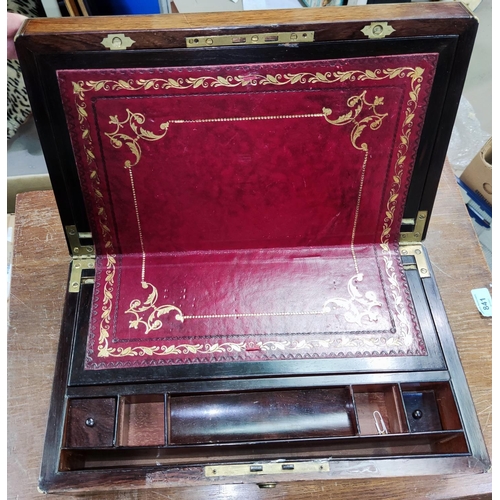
[15,2,490,493]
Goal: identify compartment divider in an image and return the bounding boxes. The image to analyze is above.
[164,393,169,448]
[349,385,361,437]
[397,384,411,434]
[113,395,121,447]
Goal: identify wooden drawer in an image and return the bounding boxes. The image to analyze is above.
[63,398,116,448]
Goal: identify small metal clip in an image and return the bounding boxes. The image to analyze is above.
[373,410,388,435]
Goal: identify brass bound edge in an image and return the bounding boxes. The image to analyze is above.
[66,225,95,293]
[205,461,330,478]
[186,31,314,48]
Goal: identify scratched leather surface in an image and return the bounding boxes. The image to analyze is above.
[57,54,436,369]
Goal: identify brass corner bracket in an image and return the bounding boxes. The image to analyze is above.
[69,258,95,293]
[400,243,430,279]
[400,211,428,243]
[66,225,94,257]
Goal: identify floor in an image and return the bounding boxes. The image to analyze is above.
[6,0,492,269]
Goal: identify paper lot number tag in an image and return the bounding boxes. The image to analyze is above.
[471,288,492,317]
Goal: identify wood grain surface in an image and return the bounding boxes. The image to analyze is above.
[19,2,471,34]
[7,162,492,499]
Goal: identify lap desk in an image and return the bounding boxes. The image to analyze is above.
[14,3,490,493]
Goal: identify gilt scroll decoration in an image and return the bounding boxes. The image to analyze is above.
[71,66,425,359]
[107,95,386,335]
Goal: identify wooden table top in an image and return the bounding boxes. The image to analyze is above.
[8,162,492,499]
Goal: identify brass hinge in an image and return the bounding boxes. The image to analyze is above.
[399,211,428,243]
[400,243,430,279]
[205,460,329,478]
[69,257,95,293]
[66,225,95,257]
[66,225,95,292]
[186,31,314,48]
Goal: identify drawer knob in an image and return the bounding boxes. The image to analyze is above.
[85,417,95,427]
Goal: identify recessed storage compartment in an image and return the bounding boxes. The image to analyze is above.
[403,390,442,432]
[63,398,116,448]
[117,394,165,447]
[352,384,408,435]
[58,381,470,471]
[169,387,356,445]
[401,382,463,433]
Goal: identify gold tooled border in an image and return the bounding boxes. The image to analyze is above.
[70,65,426,359]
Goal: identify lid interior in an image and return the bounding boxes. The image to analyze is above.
[57,54,437,256]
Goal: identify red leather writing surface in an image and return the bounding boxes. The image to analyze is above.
[58,54,436,369]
